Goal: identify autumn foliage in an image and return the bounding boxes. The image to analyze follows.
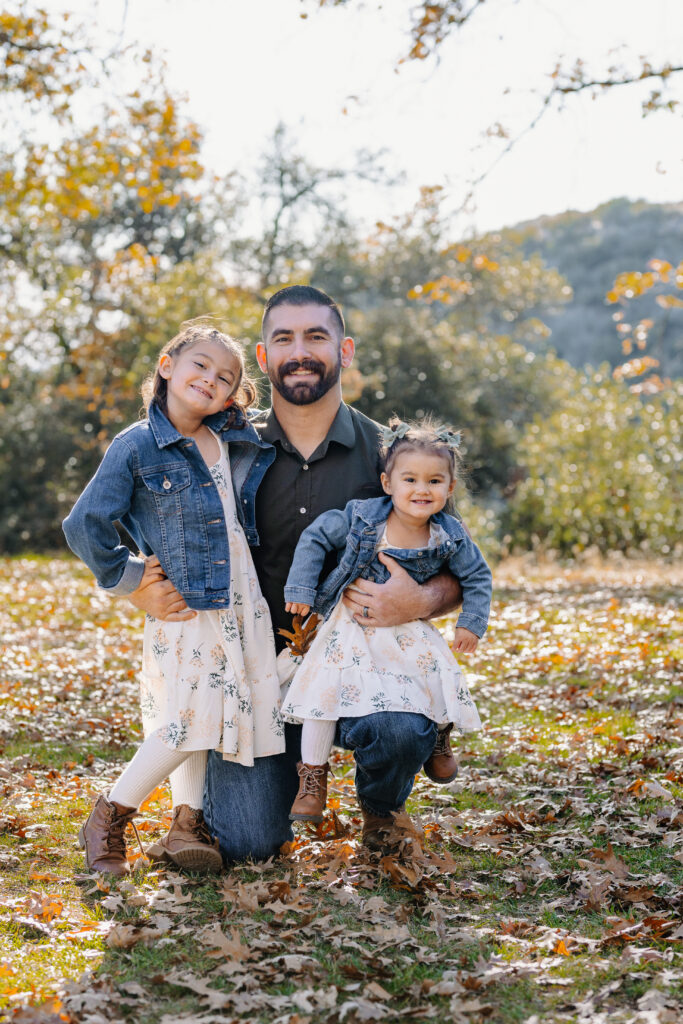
[1,557,683,1020]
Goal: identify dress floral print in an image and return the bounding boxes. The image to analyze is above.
[281,528,481,734]
[140,435,285,767]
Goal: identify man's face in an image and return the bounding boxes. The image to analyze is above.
[256,303,354,406]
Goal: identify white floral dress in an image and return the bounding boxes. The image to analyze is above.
[140,436,285,767]
[280,527,481,734]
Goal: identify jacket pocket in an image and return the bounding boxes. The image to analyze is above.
[139,466,191,591]
[141,466,192,496]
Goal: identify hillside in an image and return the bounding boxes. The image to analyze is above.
[503,198,683,378]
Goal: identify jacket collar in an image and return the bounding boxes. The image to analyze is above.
[148,401,268,450]
[355,496,452,534]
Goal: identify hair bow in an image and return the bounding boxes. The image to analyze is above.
[435,428,462,450]
[381,421,410,446]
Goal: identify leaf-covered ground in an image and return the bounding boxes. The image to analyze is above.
[1,555,682,1024]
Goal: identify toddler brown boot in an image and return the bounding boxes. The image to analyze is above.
[146,805,222,874]
[78,793,138,876]
[289,762,329,823]
[423,723,459,783]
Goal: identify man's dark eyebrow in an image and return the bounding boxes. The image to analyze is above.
[269,325,334,338]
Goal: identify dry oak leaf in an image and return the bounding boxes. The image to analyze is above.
[200,922,254,961]
[163,970,232,1010]
[277,613,321,657]
[580,843,629,879]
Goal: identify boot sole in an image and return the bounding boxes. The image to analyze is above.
[423,769,459,783]
[289,812,324,823]
[147,845,223,873]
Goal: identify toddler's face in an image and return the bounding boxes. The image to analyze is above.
[381,450,455,521]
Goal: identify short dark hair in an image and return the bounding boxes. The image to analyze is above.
[261,285,345,340]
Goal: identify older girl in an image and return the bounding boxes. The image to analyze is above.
[63,322,284,875]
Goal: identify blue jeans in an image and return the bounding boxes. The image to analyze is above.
[203,712,437,863]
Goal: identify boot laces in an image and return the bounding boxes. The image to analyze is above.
[105,806,131,856]
[105,805,145,859]
[182,808,214,844]
[298,764,326,796]
[434,727,452,756]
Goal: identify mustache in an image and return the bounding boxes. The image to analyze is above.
[279,359,327,378]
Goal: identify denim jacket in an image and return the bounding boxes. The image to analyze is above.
[62,402,275,611]
[284,496,492,637]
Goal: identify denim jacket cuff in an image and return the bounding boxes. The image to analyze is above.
[284,585,318,605]
[455,612,488,638]
[100,555,146,596]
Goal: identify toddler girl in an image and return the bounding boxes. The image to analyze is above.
[281,418,491,822]
[63,322,284,875]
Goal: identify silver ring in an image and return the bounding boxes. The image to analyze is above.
[362,606,370,618]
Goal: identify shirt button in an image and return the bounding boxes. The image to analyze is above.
[300,507,306,514]
[302,464,309,471]
[243,499,248,504]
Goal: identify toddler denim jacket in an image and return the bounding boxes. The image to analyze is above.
[284,496,492,637]
[62,401,275,611]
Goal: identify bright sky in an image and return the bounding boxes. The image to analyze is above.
[44,0,683,234]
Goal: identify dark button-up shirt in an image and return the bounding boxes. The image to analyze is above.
[250,403,384,650]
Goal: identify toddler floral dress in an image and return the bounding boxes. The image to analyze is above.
[281,526,481,733]
[140,433,285,766]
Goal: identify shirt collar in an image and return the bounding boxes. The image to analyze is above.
[255,402,356,457]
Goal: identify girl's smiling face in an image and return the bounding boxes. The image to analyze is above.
[159,339,240,422]
[381,449,455,523]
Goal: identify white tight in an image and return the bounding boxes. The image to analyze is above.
[108,732,206,811]
[300,719,337,766]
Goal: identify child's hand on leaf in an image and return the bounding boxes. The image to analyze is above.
[452,627,479,653]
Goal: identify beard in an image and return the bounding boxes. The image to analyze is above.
[268,355,341,406]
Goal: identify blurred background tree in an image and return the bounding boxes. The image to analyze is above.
[1,3,680,559]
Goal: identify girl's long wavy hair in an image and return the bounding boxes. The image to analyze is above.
[141,321,257,426]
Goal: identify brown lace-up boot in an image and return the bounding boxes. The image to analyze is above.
[289,762,329,823]
[423,723,459,783]
[146,805,222,874]
[78,793,138,876]
[361,806,424,855]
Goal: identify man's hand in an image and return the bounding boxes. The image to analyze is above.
[127,555,196,621]
[342,552,462,628]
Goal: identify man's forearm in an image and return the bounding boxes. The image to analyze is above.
[422,570,463,619]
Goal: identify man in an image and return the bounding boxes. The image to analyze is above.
[130,285,462,860]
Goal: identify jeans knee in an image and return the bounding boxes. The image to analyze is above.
[385,714,437,769]
[343,712,436,772]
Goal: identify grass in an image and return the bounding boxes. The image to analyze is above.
[1,554,682,1022]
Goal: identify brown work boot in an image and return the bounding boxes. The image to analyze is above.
[78,793,137,877]
[146,805,222,874]
[361,806,424,854]
[423,723,459,783]
[289,762,329,823]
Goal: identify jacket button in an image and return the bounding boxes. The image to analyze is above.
[302,464,309,470]
[300,507,306,514]
[162,478,171,490]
